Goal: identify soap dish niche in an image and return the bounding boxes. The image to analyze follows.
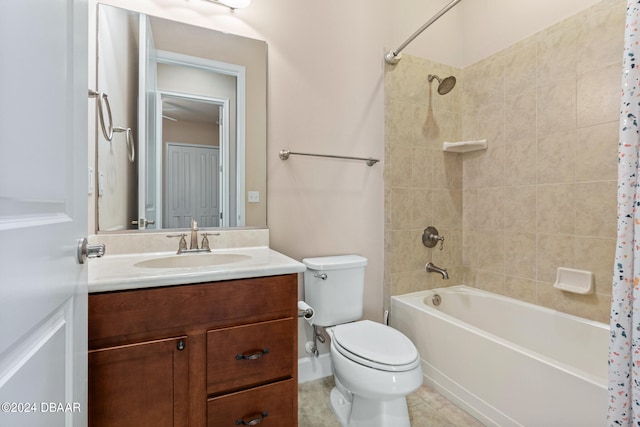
[553,267,594,295]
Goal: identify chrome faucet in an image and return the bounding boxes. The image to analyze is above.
[426,262,449,280]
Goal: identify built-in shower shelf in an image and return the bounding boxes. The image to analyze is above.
[442,139,488,153]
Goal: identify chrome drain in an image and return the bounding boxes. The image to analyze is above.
[432,294,441,306]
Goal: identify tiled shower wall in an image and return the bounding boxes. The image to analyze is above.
[384,0,624,323]
[384,55,464,309]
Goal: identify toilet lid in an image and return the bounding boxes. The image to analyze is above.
[332,320,419,371]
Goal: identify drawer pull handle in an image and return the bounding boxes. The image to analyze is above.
[177,340,186,351]
[235,411,269,425]
[235,348,270,360]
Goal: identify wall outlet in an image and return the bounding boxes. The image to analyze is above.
[248,191,260,203]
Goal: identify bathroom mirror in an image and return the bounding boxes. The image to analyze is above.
[96,4,267,232]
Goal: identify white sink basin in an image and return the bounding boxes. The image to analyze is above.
[134,253,252,269]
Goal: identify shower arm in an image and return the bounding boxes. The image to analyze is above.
[384,0,462,65]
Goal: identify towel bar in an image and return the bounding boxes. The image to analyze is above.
[279,149,379,167]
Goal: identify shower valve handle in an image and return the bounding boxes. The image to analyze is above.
[422,226,445,250]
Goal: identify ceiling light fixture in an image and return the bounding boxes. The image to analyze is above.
[205,0,251,9]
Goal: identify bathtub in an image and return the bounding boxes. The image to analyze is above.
[390,285,608,427]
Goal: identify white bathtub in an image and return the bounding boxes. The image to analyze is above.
[390,285,608,427]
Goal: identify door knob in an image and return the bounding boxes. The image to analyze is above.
[77,238,106,264]
[131,218,155,228]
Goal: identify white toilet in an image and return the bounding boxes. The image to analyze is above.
[303,255,423,427]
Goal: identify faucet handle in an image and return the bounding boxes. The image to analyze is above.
[200,232,220,251]
[167,233,188,254]
[422,226,445,250]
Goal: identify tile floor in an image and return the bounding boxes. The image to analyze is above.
[298,376,485,427]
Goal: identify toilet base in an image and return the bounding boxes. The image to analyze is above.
[329,386,411,427]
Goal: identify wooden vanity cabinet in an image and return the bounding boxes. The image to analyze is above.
[88,274,298,427]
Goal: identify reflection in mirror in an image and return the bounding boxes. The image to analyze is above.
[96,4,267,232]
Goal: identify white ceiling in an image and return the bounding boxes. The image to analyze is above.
[395,0,606,68]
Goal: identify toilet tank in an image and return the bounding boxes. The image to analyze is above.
[302,255,368,327]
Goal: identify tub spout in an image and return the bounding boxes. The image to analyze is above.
[426,262,449,280]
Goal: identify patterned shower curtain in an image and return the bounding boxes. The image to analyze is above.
[609,1,640,425]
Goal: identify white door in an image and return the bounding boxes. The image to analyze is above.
[0,1,88,426]
[166,144,220,228]
[195,146,221,227]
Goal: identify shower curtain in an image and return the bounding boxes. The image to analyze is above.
[609,1,640,426]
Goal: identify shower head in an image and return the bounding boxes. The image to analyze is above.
[428,74,456,95]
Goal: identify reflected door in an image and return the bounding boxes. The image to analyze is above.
[166,144,220,228]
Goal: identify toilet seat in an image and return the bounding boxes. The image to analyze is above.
[331,320,420,372]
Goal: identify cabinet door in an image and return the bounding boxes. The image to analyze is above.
[89,336,189,427]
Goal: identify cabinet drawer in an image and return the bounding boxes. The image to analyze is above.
[207,318,294,394]
[207,379,296,427]
[89,274,297,348]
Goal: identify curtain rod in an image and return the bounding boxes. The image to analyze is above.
[384,0,463,65]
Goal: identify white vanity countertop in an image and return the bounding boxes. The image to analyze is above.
[88,246,306,293]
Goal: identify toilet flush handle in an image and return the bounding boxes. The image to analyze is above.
[314,273,327,280]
